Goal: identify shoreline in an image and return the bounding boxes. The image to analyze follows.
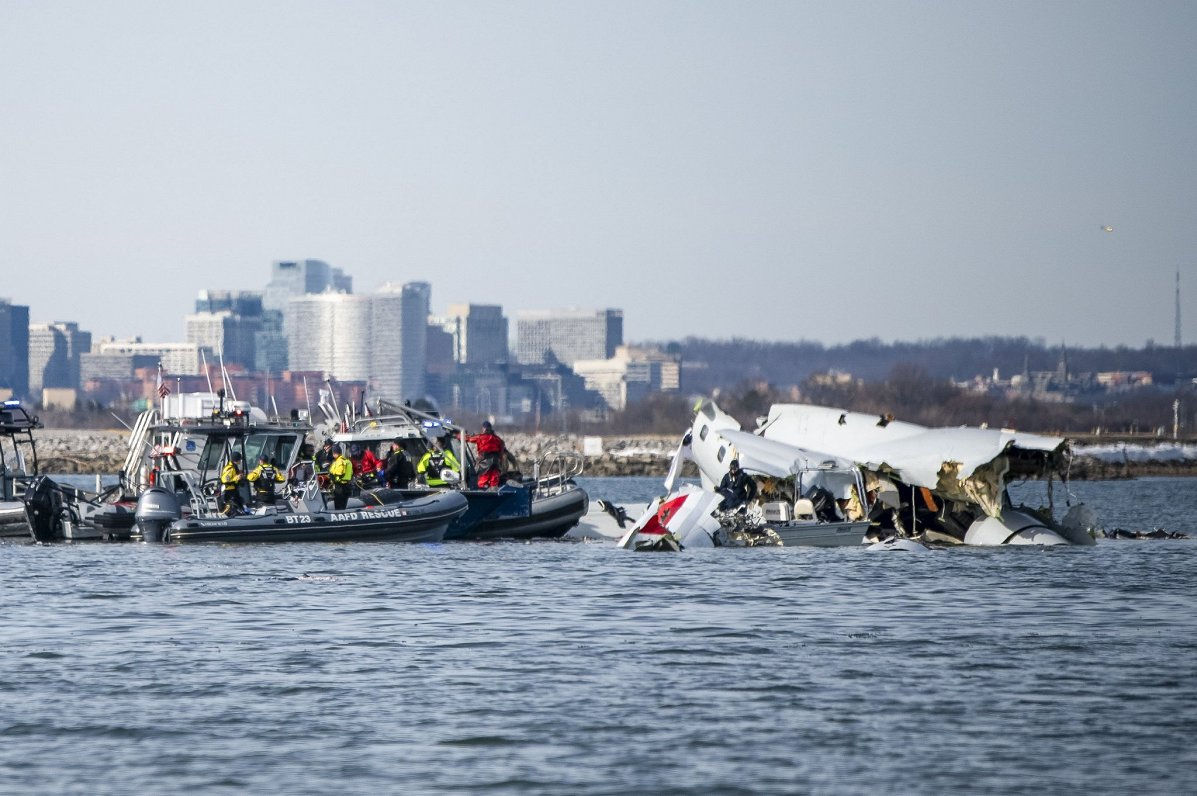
[29,429,1197,480]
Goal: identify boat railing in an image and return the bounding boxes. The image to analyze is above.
[119,408,158,493]
[531,447,584,497]
[286,461,327,512]
[156,469,217,518]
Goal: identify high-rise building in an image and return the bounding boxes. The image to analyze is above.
[258,260,353,372]
[190,290,265,369]
[515,308,623,366]
[254,311,288,374]
[284,294,340,377]
[185,310,259,369]
[28,321,92,394]
[284,282,428,402]
[0,299,31,399]
[443,303,508,365]
[263,259,352,313]
[195,289,263,317]
[399,282,429,402]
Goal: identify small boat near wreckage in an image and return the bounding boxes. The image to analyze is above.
[23,389,466,544]
[618,398,1097,551]
[330,398,589,541]
[0,401,41,538]
[132,483,466,544]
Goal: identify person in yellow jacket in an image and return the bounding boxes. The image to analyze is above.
[417,437,461,488]
[328,444,355,510]
[247,454,286,507]
[219,451,246,516]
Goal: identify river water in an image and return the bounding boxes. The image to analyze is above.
[2,476,1196,794]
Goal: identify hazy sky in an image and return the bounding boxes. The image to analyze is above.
[2,1,1194,347]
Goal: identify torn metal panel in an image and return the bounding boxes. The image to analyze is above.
[762,404,1068,519]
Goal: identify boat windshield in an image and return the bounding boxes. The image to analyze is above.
[244,433,300,467]
[197,433,301,472]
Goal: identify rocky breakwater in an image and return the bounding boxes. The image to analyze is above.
[31,429,1197,480]
[37,429,131,474]
[503,433,691,478]
[32,429,687,478]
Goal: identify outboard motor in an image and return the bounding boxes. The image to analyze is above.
[134,486,182,543]
[24,475,64,543]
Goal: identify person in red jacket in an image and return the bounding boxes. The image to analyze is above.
[468,421,505,489]
[359,444,382,487]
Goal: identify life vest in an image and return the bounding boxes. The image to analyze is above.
[220,461,242,492]
[329,455,354,485]
[249,463,283,496]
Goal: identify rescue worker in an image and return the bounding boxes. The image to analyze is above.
[383,439,416,489]
[359,444,382,487]
[716,459,757,511]
[219,450,247,516]
[417,437,460,488]
[314,439,336,474]
[468,420,506,489]
[247,454,286,507]
[328,444,355,510]
[835,482,866,521]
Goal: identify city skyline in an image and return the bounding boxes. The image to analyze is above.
[2,2,1195,347]
[6,259,1193,353]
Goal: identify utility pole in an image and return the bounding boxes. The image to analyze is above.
[1176,269,1182,349]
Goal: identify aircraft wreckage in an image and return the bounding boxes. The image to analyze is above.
[618,399,1096,551]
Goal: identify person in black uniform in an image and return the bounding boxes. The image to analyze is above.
[314,439,336,474]
[247,454,286,508]
[383,439,416,489]
[716,459,757,510]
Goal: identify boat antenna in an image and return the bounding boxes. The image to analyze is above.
[200,348,214,393]
[219,353,237,402]
[325,376,342,420]
[267,370,280,421]
[303,375,313,421]
[108,411,134,432]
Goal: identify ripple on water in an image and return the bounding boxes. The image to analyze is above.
[1,477,1196,793]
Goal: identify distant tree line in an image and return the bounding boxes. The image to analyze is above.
[585,364,1195,437]
[653,336,1197,393]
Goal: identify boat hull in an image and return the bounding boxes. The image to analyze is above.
[156,491,468,544]
[765,519,870,547]
[0,501,30,537]
[391,483,589,541]
[465,484,589,541]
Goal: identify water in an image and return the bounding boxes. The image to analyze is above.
[2,476,1196,794]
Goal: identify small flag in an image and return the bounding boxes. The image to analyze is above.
[156,365,171,398]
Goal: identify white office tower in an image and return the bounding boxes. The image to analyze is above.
[285,283,428,402]
[285,294,340,376]
[515,308,623,366]
[332,295,372,382]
